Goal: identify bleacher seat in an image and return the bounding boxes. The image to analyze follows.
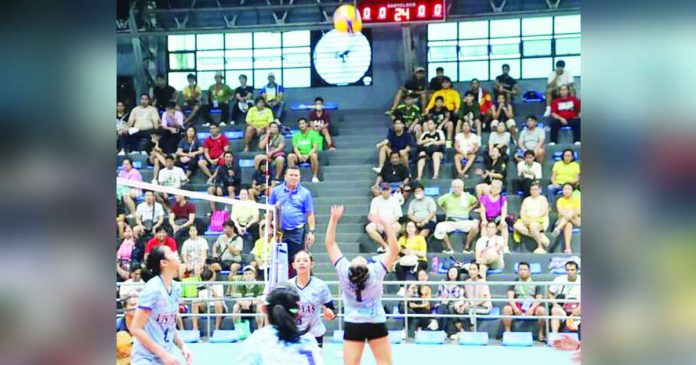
[502,332,533,346]
[478,306,500,321]
[290,102,338,110]
[414,330,447,344]
[239,159,255,168]
[209,330,240,343]
[546,332,579,347]
[514,262,542,274]
[458,332,489,346]
[180,330,201,343]
[332,330,344,343]
[424,186,440,196]
[388,330,404,344]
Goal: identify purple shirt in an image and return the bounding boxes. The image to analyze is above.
[118,168,143,182]
[161,110,184,128]
[480,194,507,220]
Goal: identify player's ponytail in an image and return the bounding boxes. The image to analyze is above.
[266,284,305,343]
[349,265,369,302]
[142,245,166,282]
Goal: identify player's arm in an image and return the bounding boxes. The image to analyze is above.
[130,309,180,364]
[371,214,399,270]
[173,330,193,365]
[325,205,344,264]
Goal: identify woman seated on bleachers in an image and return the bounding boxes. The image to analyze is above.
[513,182,551,253]
[175,126,204,180]
[478,179,510,252]
[487,119,512,157]
[230,188,261,243]
[254,121,285,181]
[117,158,143,218]
[551,183,581,254]
[415,119,446,180]
[475,221,506,278]
[395,221,428,286]
[489,93,518,142]
[406,269,434,332]
[474,146,508,197]
[435,267,466,337]
[463,262,492,320]
[179,225,209,278]
[547,148,580,205]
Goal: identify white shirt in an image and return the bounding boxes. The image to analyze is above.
[119,278,144,298]
[549,275,581,299]
[136,202,165,222]
[455,132,480,154]
[547,70,574,87]
[517,161,542,179]
[198,283,227,310]
[181,237,209,268]
[157,166,188,188]
[369,195,403,224]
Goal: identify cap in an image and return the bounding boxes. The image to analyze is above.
[268,72,275,77]
[243,265,256,273]
[414,66,425,73]
[214,71,223,78]
[380,182,391,190]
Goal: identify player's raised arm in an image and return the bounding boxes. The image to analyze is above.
[369,214,399,270]
[325,205,345,265]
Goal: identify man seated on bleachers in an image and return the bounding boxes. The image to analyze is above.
[513,182,551,253]
[453,121,480,178]
[548,260,581,334]
[428,66,446,92]
[207,151,242,213]
[516,115,546,163]
[387,66,428,115]
[544,60,575,117]
[515,150,542,198]
[493,63,520,101]
[229,265,265,330]
[203,72,234,127]
[468,78,494,133]
[182,73,202,126]
[260,72,285,117]
[392,95,423,140]
[308,97,335,150]
[502,261,547,342]
[191,267,227,332]
[407,183,437,239]
[212,220,244,274]
[433,179,479,254]
[199,124,230,183]
[157,155,189,194]
[152,74,178,111]
[425,77,460,116]
[243,96,274,152]
[144,226,178,262]
[135,190,165,236]
[549,84,581,146]
[456,91,482,136]
[160,102,184,154]
[366,183,403,253]
[373,118,413,173]
[232,74,254,123]
[288,117,322,183]
[371,151,411,197]
[168,194,197,242]
[125,93,160,154]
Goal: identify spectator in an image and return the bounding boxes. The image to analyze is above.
[406,269,434,332]
[157,155,189,192]
[513,182,551,253]
[255,121,285,181]
[207,151,242,212]
[434,179,480,254]
[250,159,277,201]
[288,117,322,183]
[549,84,582,145]
[435,267,466,337]
[229,266,265,329]
[144,226,178,261]
[308,97,335,150]
[515,150,542,197]
[427,95,454,145]
[204,71,233,127]
[366,183,403,253]
[117,101,130,155]
[393,95,423,140]
[548,261,581,333]
[135,190,165,235]
[147,133,168,185]
[429,66,446,92]
[552,184,582,253]
[415,119,446,180]
[175,126,204,179]
[251,221,276,280]
[453,122,480,178]
[125,93,160,154]
[493,63,520,100]
[117,158,143,217]
[117,225,137,279]
[179,225,208,277]
[479,179,510,251]
[407,183,437,238]
[474,146,508,197]
[544,60,575,117]
[198,124,230,183]
[488,118,512,157]
[182,73,202,126]
[373,118,413,173]
[268,166,316,276]
[159,101,184,154]
[502,262,547,342]
[456,91,482,136]
[152,74,178,110]
[475,221,506,277]
[462,263,492,330]
[468,78,494,130]
[243,96,274,152]
[168,194,197,242]
[118,266,144,299]
[371,151,411,197]
[425,77,460,115]
[260,72,285,117]
[231,188,261,240]
[232,74,255,123]
[548,149,581,204]
[516,115,546,163]
[192,268,227,331]
[394,221,428,283]
[212,221,244,274]
[388,67,428,114]
[116,295,139,334]
[490,93,518,142]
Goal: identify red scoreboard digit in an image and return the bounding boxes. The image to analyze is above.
[358,0,446,24]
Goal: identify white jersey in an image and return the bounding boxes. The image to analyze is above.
[236,325,324,365]
[290,276,333,337]
[131,276,181,364]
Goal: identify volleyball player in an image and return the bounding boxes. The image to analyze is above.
[325,205,399,365]
[237,284,325,365]
[290,250,336,348]
[130,245,193,365]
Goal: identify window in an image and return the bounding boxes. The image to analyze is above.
[427,14,580,80]
[167,30,311,89]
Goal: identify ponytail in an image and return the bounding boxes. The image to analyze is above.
[265,284,305,343]
[348,265,369,302]
[271,304,300,343]
[142,245,166,282]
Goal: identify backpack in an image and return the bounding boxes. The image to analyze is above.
[208,209,229,233]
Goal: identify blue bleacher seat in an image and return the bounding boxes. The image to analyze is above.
[209,330,240,343]
[210,108,221,115]
[424,186,440,196]
[197,132,211,140]
[546,332,579,347]
[224,130,244,140]
[180,330,201,343]
[522,90,545,103]
[239,159,255,168]
[458,332,489,346]
[332,330,344,343]
[502,332,533,346]
[283,128,299,138]
[414,330,447,344]
[479,306,499,321]
[514,262,542,274]
[298,162,311,168]
[552,151,579,161]
[388,330,404,344]
[290,102,339,111]
[487,268,503,275]
[133,161,143,169]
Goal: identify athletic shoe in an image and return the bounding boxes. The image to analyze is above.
[427,319,439,331]
[140,151,148,156]
[543,106,551,117]
[202,122,211,127]
[533,247,546,254]
[376,247,387,253]
[396,287,406,297]
[372,166,381,174]
[117,150,125,156]
[442,249,454,254]
[450,333,460,340]
[312,176,320,183]
[574,141,581,145]
[548,142,556,146]
[462,249,472,254]
[219,122,227,127]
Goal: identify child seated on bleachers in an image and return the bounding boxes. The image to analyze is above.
[250,159,277,201]
[308,97,335,150]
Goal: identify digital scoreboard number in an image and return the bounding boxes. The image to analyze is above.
[358,0,446,24]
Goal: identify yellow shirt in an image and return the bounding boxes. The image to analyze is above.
[245,106,274,129]
[553,161,581,185]
[182,85,202,101]
[426,88,462,113]
[252,238,275,268]
[398,235,427,261]
[556,195,581,212]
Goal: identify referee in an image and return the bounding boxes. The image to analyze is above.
[269,166,316,276]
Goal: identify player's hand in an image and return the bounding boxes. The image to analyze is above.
[368,213,390,228]
[160,352,181,365]
[180,345,193,365]
[305,231,315,247]
[323,307,336,320]
[330,205,345,222]
[552,334,581,352]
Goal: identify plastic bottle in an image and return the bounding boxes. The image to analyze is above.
[431,256,439,274]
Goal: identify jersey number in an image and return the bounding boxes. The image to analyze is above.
[299,350,315,365]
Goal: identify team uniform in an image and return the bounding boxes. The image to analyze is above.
[334,256,389,341]
[236,325,324,365]
[290,276,334,347]
[131,276,181,365]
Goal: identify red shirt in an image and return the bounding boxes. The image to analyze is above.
[308,110,331,126]
[204,134,230,163]
[170,201,195,220]
[551,96,581,120]
[145,237,178,254]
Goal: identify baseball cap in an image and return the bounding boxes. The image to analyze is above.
[243,265,256,273]
[379,182,391,190]
[268,72,275,78]
[414,66,425,73]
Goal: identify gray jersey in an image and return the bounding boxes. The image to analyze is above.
[290,276,333,337]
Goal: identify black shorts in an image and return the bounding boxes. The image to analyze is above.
[343,322,388,342]
[315,336,324,348]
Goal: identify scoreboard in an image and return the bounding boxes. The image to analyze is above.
[357,0,446,24]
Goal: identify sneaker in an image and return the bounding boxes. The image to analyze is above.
[376,247,387,253]
[219,122,227,127]
[548,142,556,146]
[462,249,472,254]
[445,140,452,148]
[311,176,320,183]
[228,120,235,125]
[533,247,546,254]
[450,333,460,340]
[442,249,454,254]
[543,106,551,117]
[396,287,406,297]
[329,147,336,151]
[427,319,439,331]
[372,166,381,174]
[574,141,581,145]
[117,150,126,156]
[151,179,158,185]
[202,122,211,127]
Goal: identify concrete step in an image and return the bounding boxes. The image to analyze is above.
[322,164,373,171]
[313,196,371,205]
[333,134,383,145]
[314,222,365,234]
[325,155,377,165]
[329,147,379,157]
[337,127,386,136]
[309,240,362,253]
[310,213,367,225]
[322,170,375,180]
[313,203,370,215]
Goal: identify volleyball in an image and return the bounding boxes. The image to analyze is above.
[333,4,362,33]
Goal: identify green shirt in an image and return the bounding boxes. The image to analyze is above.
[228,275,264,298]
[395,104,421,127]
[181,275,201,298]
[437,192,477,219]
[208,83,234,103]
[459,100,481,120]
[292,130,321,155]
